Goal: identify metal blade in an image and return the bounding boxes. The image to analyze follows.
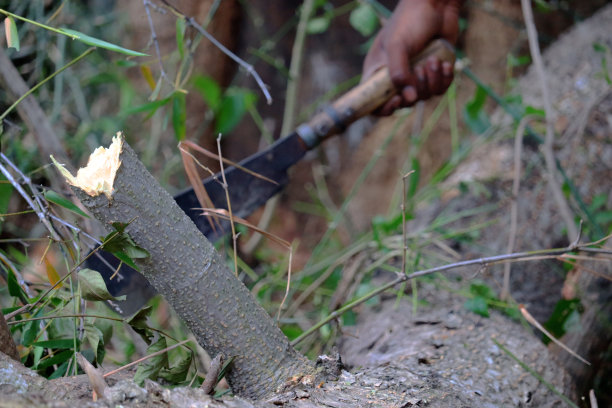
[174,132,308,240]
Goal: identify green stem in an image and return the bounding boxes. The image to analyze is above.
[0,9,78,39]
[0,47,95,123]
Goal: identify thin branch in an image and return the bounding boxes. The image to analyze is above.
[216,135,238,277]
[159,0,271,104]
[519,304,590,365]
[291,240,611,346]
[502,114,538,300]
[142,0,169,83]
[520,0,578,242]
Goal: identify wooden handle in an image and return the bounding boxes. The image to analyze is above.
[296,38,456,148]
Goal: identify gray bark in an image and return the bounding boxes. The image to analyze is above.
[69,138,313,399]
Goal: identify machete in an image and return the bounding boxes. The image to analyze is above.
[89,39,455,316]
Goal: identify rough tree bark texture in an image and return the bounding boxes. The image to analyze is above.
[0,313,19,361]
[66,137,313,399]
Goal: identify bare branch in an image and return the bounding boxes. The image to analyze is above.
[520,0,578,242]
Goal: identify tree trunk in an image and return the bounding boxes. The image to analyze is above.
[62,135,313,399]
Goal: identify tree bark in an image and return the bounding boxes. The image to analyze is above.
[65,136,313,399]
[0,313,19,361]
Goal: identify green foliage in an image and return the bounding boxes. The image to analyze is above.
[543,299,582,344]
[349,3,379,37]
[134,337,169,385]
[193,75,257,135]
[101,222,150,271]
[79,268,125,302]
[463,85,491,134]
[44,190,89,218]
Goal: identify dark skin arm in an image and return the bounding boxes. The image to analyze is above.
[363,0,462,115]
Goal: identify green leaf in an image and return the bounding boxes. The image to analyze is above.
[32,345,44,367]
[134,337,169,385]
[589,193,608,211]
[543,299,582,343]
[193,75,221,110]
[36,349,73,370]
[0,174,13,234]
[79,268,126,302]
[349,3,379,37]
[44,190,89,218]
[84,323,103,359]
[112,251,139,270]
[47,359,70,379]
[464,297,489,317]
[176,18,186,60]
[215,89,256,134]
[159,353,192,383]
[593,42,609,53]
[469,282,497,300]
[58,28,148,57]
[172,92,187,141]
[101,223,149,271]
[123,97,171,116]
[307,16,331,34]
[7,269,23,298]
[127,306,154,345]
[507,54,530,67]
[4,16,19,51]
[463,85,490,134]
[32,338,77,349]
[524,105,545,117]
[22,320,40,347]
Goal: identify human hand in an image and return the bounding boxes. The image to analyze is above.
[362,0,461,115]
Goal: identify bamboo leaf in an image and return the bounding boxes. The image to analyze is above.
[140,65,156,91]
[45,259,61,287]
[58,28,148,56]
[172,92,187,141]
[44,190,90,218]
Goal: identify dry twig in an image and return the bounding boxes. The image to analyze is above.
[520,0,578,242]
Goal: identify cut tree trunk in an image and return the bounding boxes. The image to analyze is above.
[59,135,314,399]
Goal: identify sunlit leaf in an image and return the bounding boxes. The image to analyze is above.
[140,65,156,91]
[45,259,61,288]
[4,16,19,51]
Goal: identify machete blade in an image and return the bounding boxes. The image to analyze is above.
[175,132,308,240]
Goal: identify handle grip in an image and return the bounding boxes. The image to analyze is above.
[297,38,456,148]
